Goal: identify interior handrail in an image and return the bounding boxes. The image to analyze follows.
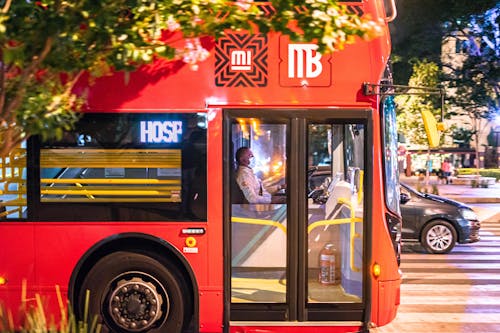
[41,178,180,185]
[40,148,181,168]
[40,189,179,196]
[306,217,362,234]
[231,216,287,234]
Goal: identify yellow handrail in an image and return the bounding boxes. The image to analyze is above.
[41,178,179,185]
[337,197,362,272]
[41,185,180,191]
[75,182,94,199]
[2,148,185,217]
[40,179,181,201]
[41,198,179,203]
[0,147,27,218]
[40,149,180,168]
[350,224,362,273]
[231,216,287,234]
[37,148,182,203]
[232,196,363,274]
[308,196,363,273]
[307,217,362,234]
[0,198,27,206]
[358,170,364,204]
[0,207,23,218]
[41,189,178,196]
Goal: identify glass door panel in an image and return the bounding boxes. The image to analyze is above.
[226,110,369,323]
[307,123,365,304]
[230,119,288,304]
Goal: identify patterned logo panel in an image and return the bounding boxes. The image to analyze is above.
[215,34,268,87]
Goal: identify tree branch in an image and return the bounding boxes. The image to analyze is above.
[0,48,5,117]
[45,70,85,115]
[4,36,54,123]
[0,123,23,158]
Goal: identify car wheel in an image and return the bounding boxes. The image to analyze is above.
[421,220,457,254]
[77,251,188,333]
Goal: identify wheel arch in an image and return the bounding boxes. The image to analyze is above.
[68,232,199,330]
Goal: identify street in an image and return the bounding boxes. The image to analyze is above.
[372,204,500,333]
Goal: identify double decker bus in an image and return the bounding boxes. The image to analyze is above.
[0,1,402,332]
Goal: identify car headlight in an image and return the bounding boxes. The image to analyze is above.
[459,208,478,221]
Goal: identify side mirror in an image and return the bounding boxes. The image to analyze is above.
[400,192,410,205]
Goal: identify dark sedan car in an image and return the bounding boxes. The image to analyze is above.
[400,182,481,254]
[307,168,481,254]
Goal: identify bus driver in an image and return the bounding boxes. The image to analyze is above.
[235,147,286,204]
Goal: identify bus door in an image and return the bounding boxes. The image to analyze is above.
[225,109,371,325]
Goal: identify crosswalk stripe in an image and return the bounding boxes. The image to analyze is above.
[478,236,500,239]
[399,304,500,312]
[401,283,500,290]
[390,312,500,323]
[371,323,500,333]
[402,262,500,269]
[402,272,500,279]
[374,215,500,333]
[403,247,500,253]
[401,254,500,260]
[399,296,500,304]
[390,312,500,322]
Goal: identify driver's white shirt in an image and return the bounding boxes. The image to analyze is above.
[236,166,277,204]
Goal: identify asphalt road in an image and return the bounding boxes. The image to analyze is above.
[372,204,500,333]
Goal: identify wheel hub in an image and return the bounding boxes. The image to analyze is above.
[428,225,451,250]
[108,276,166,332]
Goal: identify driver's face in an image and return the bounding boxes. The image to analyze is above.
[240,149,254,167]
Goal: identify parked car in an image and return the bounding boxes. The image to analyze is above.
[400,182,481,254]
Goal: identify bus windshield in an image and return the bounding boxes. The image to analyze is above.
[382,96,401,215]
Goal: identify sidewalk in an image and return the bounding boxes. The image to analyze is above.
[399,175,500,204]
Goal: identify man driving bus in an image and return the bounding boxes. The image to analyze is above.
[235,147,286,204]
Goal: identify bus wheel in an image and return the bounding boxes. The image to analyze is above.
[78,251,185,333]
[421,220,457,254]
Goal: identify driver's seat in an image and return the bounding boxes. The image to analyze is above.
[231,171,249,204]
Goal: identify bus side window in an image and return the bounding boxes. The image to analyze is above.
[0,145,27,219]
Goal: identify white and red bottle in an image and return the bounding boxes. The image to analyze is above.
[319,243,337,285]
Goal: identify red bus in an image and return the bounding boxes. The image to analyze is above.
[0,1,402,333]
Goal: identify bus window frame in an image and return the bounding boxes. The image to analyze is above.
[25,112,208,222]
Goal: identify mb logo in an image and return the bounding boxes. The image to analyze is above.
[288,44,322,78]
[279,36,331,87]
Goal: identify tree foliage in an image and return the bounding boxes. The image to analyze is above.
[442,4,499,167]
[0,0,383,157]
[393,1,499,170]
[443,4,499,121]
[451,127,474,147]
[390,0,498,84]
[395,60,442,147]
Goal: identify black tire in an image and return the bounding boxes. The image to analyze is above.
[77,251,188,333]
[421,220,457,254]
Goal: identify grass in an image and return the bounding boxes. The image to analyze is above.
[0,282,100,333]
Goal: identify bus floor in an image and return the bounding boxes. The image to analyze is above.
[231,275,361,303]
